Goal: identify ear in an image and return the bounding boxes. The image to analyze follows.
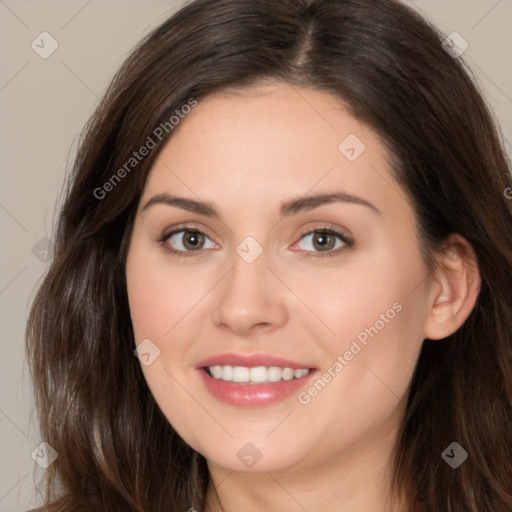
[423,233,481,340]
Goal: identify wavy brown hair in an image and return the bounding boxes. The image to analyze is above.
[26,0,512,510]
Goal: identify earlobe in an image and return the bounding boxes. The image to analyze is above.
[423,234,481,340]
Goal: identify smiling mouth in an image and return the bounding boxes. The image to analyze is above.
[203,365,312,384]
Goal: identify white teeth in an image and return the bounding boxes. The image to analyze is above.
[232,366,249,383]
[211,365,223,379]
[250,366,268,383]
[207,365,311,383]
[268,366,282,382]
[221,365,233,381]
[282,367,294,381]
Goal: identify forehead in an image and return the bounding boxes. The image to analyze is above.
[140,82,407,219]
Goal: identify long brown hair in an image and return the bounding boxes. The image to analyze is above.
[26,0,512,510]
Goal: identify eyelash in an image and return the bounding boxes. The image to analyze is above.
[158,224,354,258]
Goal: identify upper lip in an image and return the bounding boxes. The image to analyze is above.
[196,353,316,370]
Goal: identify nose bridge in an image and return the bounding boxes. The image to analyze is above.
[211,241,288,334]
[223,244,272,305]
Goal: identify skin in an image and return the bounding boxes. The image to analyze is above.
[125,82,480,512]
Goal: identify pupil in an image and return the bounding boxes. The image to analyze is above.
[314,232,333,250]
[184,231,203,250]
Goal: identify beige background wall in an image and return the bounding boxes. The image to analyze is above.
[1,1,510,510]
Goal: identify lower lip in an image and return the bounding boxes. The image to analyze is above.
[197,368,316,408]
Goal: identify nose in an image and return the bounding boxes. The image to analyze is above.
[211,250,288,337]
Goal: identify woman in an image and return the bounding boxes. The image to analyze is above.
[26,0,512,510]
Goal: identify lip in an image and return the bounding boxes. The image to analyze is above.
[195,353,317,408]
[196,353,315,370]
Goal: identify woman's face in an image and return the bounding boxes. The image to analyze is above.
[125,82,434,475]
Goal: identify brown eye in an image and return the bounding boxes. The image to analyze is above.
[294,228,352,254]
[182,231,205,250]
[164,229,216,253]
[311,232,337,251]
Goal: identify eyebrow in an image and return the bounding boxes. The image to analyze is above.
[141,191,380,218]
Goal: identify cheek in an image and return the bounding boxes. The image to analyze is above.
[126,245,209,446]
[298,239,428,393]
[126,243,211,342]
[295,243,425,345]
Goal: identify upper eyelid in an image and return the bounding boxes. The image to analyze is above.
[162,222,216,240]
[295,222,349,237]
